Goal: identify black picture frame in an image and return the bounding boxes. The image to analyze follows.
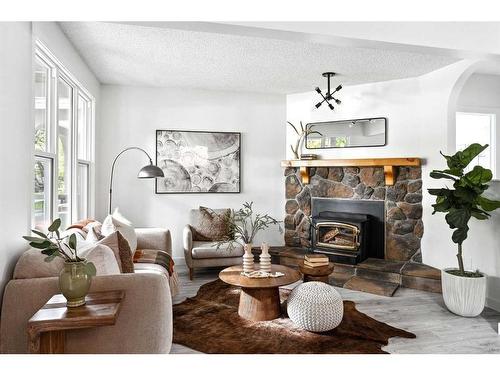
[155,129,241,194]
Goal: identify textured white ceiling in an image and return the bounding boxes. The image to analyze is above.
[59,22,459,94]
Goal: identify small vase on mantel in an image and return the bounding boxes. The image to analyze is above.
[259,242,272,273]
[242,243,254,274]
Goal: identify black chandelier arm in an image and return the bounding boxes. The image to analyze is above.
[108,147,154,214]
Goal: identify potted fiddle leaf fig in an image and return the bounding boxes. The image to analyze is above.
[23,218,96,307]
[428,143,500,317]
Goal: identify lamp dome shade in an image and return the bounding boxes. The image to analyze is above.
[137,164,165,178]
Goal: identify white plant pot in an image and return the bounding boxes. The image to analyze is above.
[441,268,486,317]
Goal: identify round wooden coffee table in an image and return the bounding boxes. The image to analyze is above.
[299,261,335,283]
[219,265,301,321]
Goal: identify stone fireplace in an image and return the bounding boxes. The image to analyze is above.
[284,165,423,263]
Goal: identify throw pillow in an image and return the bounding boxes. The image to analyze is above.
[191,207,231,241]
[79,231,135,273]
[13,245,121,279]
[102,208,137,251]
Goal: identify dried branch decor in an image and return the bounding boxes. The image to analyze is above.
[214,202,282,251]
[287,121,322,159]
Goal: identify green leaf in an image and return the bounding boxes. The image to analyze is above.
[428,188,450,196]
[478,196,500,212]
[68,233,77,250]
[41,247,58,256]
[84,262,97,277]
[464,165,492,185]
[430,171,458,181]
[442,168,463,177]
[44,254,58,262]
[445,208,471,229]
[441,144,488,170]
[31,229,48,238]
[470,208,490,220]
[22,236,46,243]
[29,240,52,249]
[453,187,475,203]
[452,227,469,244]
[48,218,61,232]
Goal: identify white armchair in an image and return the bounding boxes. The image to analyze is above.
[183,209,244,280]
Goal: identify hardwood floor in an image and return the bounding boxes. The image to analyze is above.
[171,266,500,354]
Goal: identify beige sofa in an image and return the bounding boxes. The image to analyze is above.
[183,209,244,280]
[0,228,174,354]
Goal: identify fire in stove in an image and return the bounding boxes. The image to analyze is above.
[311,211,369,265]
[316,222,360,251]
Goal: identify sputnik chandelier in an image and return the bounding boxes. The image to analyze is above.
[315,72,342,110]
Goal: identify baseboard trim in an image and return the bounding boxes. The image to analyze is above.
[486,296,500,313]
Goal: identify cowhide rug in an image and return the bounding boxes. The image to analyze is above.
[173,279,415,354]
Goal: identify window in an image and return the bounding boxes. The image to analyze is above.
[456,112,496,177]
[32,42,94,230]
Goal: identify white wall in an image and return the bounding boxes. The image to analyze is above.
[96,85,286,262]
[0,23,33,306]
[287,61,500,310]
[456,73,500,310]
[456,73,500,178]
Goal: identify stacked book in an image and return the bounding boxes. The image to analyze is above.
[304,254,329,268]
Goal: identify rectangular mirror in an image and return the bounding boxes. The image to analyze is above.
[305,117,387,149]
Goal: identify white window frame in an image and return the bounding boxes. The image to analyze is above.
[33,40,95,228]
[456,106,497,179]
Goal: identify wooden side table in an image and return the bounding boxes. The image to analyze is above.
[299,261,335,283]
[27,290,125,354]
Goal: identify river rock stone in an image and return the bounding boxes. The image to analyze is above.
[345,167,360,174]
[296,186,311,215]
[414,219,424,238]
[408,167,422,179]
[387,207,406,221]
[294,210,304,226]
[386,181,407,202]
[359,167,385,187]
[396,167,409,182]
[405,193,422,203]
[342,173,360,188]
[391,220,416,235]
[285,174,302,199]
[362,186,374,199]
[315,167,329,179]
[407,180,422,193]
[397,202,423,219]
[285,200,299,214]
[284,214,295,230]
[386,233,421,261]
[327,167,344,182]
[327,183,354,198]
[372,187,386,200]
[284,230,300,246]
[310,175,334,197]
[284,167,297,176]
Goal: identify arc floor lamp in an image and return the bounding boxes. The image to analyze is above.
[108,147,164,214]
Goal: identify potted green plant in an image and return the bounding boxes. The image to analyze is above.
[23,218,96,307]
[428,143,500,317]
[215,202,282,273]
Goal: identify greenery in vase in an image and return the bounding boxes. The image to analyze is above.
[23,218,96,276]
[286,121,322,159]
[428,143,500,277]
[215,202,282,251]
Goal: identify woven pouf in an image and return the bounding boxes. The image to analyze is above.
[287,282,344,332]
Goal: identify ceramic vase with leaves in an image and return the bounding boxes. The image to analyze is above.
[23,218,96,307]
[214,202,282,275]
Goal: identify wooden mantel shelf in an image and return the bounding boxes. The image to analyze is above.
[281,158,421,186]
